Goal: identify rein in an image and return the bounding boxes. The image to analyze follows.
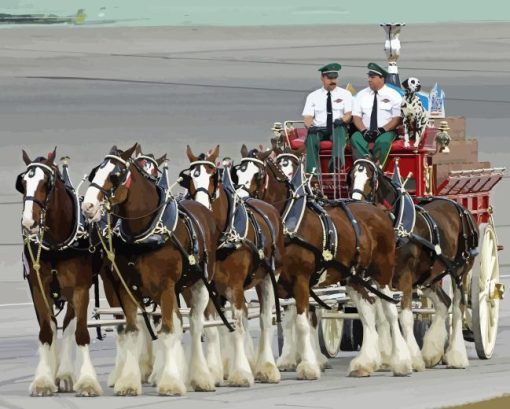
[95,204,158,340]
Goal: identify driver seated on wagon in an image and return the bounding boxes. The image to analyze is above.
[351,62,403,168]
[302,63,353,175]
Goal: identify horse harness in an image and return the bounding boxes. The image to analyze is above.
[181,158,282,322]
[18,161,102,332]
[358,159,479,293]
[280,161,399,306]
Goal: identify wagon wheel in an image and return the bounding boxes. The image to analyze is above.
[471,220,504,359]
[318,314,344,358]
[340,316,363,351]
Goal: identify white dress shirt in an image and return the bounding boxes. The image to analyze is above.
[302,87,353,127]
[352,85,402,129]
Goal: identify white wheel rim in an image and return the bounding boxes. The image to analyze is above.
[478,224,499,354]
[321,318,343,357]
[472,221,501,359]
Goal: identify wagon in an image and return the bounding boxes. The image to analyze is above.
[276,25,505,360]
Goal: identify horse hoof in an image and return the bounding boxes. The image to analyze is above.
[74,376,103,397]
[296,361,320,380]
[114,376,142,396]
[445,350,469,369]
[190,371,216,392]
[277,361,297,372]
[56,373,74,392]
[227,370,254,387]
[158,374,186,396]
[412,357,426,372]
[30,376,58,397]
[255,362,281,384]
[348,369,371,378]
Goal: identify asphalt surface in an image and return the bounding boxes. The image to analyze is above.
[0,23,509,409]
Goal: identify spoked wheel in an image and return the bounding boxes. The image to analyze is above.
[318,313,344,358]
[471,220,504,359]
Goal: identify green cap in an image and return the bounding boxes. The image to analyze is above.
[318,63,342,74]
[367,62,388,78]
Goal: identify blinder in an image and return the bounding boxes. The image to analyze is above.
[178,168,192,190]
[15,172,24,193]
[88,165,99,183]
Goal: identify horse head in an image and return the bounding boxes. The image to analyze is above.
[182,145,219,209]
[274,144,305,180]
[235,144,272,199]
[82,143,138,222]
[17,147,58,235]
[348,159,381,202]
[134,144,166,179]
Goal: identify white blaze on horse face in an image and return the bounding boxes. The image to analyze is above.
[236,161,259,198]
[278,158,294,179]
[352,165,369,201]
[22,167,45,232]
[143,161,156,176]
[82,161,116,221]
[191,165,213,209]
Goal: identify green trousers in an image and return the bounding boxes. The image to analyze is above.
[350,130,396,168]
[305,125,347,174]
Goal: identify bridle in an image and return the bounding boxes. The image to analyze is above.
[234,156,268,199]
[135,155,160,180]
[350,159,379,202]
[88,154,131,200]
[180,159,219,203]
[17,162,57,225]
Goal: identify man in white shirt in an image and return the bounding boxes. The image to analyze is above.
[302,63,353,174]
[351,62,402,168]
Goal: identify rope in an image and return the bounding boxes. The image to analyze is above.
[95,207,157,340]
[24,229,55,318]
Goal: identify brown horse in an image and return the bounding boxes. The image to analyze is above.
[16,148,102,396]
[235,145,331,370]
[235,147,413,378]
[349,159,479,369]
[184,145,284,386]
[82,143,219,395]
[104,146,168,388]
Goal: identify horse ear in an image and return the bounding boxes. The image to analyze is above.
[135,144,142,156]
[259,144,264,151]
[208,145,220,163]
[109,145,118,155]
[121,143,138,160]
[240,144,248,158]
[47,146,57,165]
[186,145,198,162]
[156,154,167,166]
[258,149,272,161]
[22,149,31,165]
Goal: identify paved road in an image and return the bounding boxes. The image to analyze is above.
[0,23,508,408]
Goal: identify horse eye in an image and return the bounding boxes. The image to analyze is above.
[193,168,200,177]
[283,159,289,166]
[28,169,35,177]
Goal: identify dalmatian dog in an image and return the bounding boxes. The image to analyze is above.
[401,77,429,148]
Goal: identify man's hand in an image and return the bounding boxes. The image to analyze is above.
[362,129,376,142]
[376,127,386,136]
[333,118,344,127]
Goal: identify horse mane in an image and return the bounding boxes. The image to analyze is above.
[376,168,399,206]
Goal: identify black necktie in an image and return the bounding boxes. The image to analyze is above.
[327,91,333,134]
[370,91,378,131]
